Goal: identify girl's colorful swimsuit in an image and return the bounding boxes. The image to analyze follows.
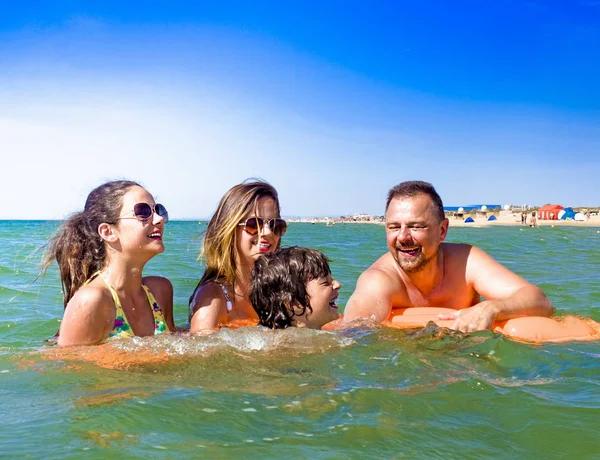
[85,272,170,339]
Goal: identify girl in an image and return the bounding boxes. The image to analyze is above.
[250,246,342,329]
[44,180,175,346]
[189,180,287,332]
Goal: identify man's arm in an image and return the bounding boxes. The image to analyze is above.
[439,246,554,332]
[343,269,397,323]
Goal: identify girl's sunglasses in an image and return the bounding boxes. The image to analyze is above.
[238,217,287,237]
[118,203,169,223]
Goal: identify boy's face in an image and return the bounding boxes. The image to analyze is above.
[295,274,341,329]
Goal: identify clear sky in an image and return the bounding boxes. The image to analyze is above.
[1,1,598,219]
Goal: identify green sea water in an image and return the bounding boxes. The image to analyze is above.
[1,221,600,458]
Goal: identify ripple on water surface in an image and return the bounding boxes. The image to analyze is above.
[2,222,600,457]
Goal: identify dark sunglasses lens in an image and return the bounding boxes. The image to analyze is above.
[133,203,153,219]
[244,217,262,235]
[156,204,169,223]
[272,219,287,236]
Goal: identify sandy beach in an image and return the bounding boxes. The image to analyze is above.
[295,212,600,228]
[448,211,600,228]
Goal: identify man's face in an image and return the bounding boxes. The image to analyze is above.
[385,194,448,273]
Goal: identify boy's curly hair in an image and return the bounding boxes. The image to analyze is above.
[250,246,331,329]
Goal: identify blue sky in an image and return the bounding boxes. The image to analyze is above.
[1,1,598,219]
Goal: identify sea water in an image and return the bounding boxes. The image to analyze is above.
[1,221,599,458]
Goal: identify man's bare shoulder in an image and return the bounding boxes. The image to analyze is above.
[360,253,402,291]
[442,242,506,272]
[345,254,400,322]
[440,242,473,256]
[440,242,475,268]
[354,253,404,298]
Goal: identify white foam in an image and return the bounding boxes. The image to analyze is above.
[111,326,353,356]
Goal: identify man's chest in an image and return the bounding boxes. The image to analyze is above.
[395,283,479,309]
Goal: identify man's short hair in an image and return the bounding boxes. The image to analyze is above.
[386,181,445,222]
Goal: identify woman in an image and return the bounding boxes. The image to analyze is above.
[189,180,287,332]
[44,180,175,346]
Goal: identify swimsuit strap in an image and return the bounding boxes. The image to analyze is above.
[92,272,134,338]
[83,271,124,313]
[84,271,169,338]
[141,284,170,334]
[214,280,233,312]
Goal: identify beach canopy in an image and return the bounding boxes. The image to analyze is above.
[487,215,497,221]
[574,212,586,221]
[464,217,474,223]
[560,207,576,220]
[539,204,563,220]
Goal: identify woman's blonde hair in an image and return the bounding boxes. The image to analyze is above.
[189,179,281,305]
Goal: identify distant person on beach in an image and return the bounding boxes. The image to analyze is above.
[344,181,554,332]
[530,212,537,228]
[521,213,526,225]
[250,246,341,329]
[43,180,175,346]
[189,180,287,332]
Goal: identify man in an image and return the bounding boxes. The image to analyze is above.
[344,181,554,332]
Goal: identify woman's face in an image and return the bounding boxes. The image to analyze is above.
[235,196,282,266]
[113,186,166,257]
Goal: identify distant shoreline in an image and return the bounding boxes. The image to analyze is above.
[288,214,600,228]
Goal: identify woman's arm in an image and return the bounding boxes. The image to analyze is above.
[189,282,227,333]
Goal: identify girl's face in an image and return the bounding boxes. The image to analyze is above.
[236,196,281,266]
[295,274,341,329]
[113,186,166,257]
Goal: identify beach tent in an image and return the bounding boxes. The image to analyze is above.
[464,217,474,223]
[574,213,586,221]
[539,204,563,220]
[558,210,566,219]
[487,215,497,221]
[560,207,576,220]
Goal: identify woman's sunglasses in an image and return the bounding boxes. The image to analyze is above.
[118,203,169,223]
[238,217,287,237]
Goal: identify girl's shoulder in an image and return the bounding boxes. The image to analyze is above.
[143,276,173,307]
[59,282,115,346]
[142,276,173,297]
[68,280,114,311]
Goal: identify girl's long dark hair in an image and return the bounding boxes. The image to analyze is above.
[42,180,140,307]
